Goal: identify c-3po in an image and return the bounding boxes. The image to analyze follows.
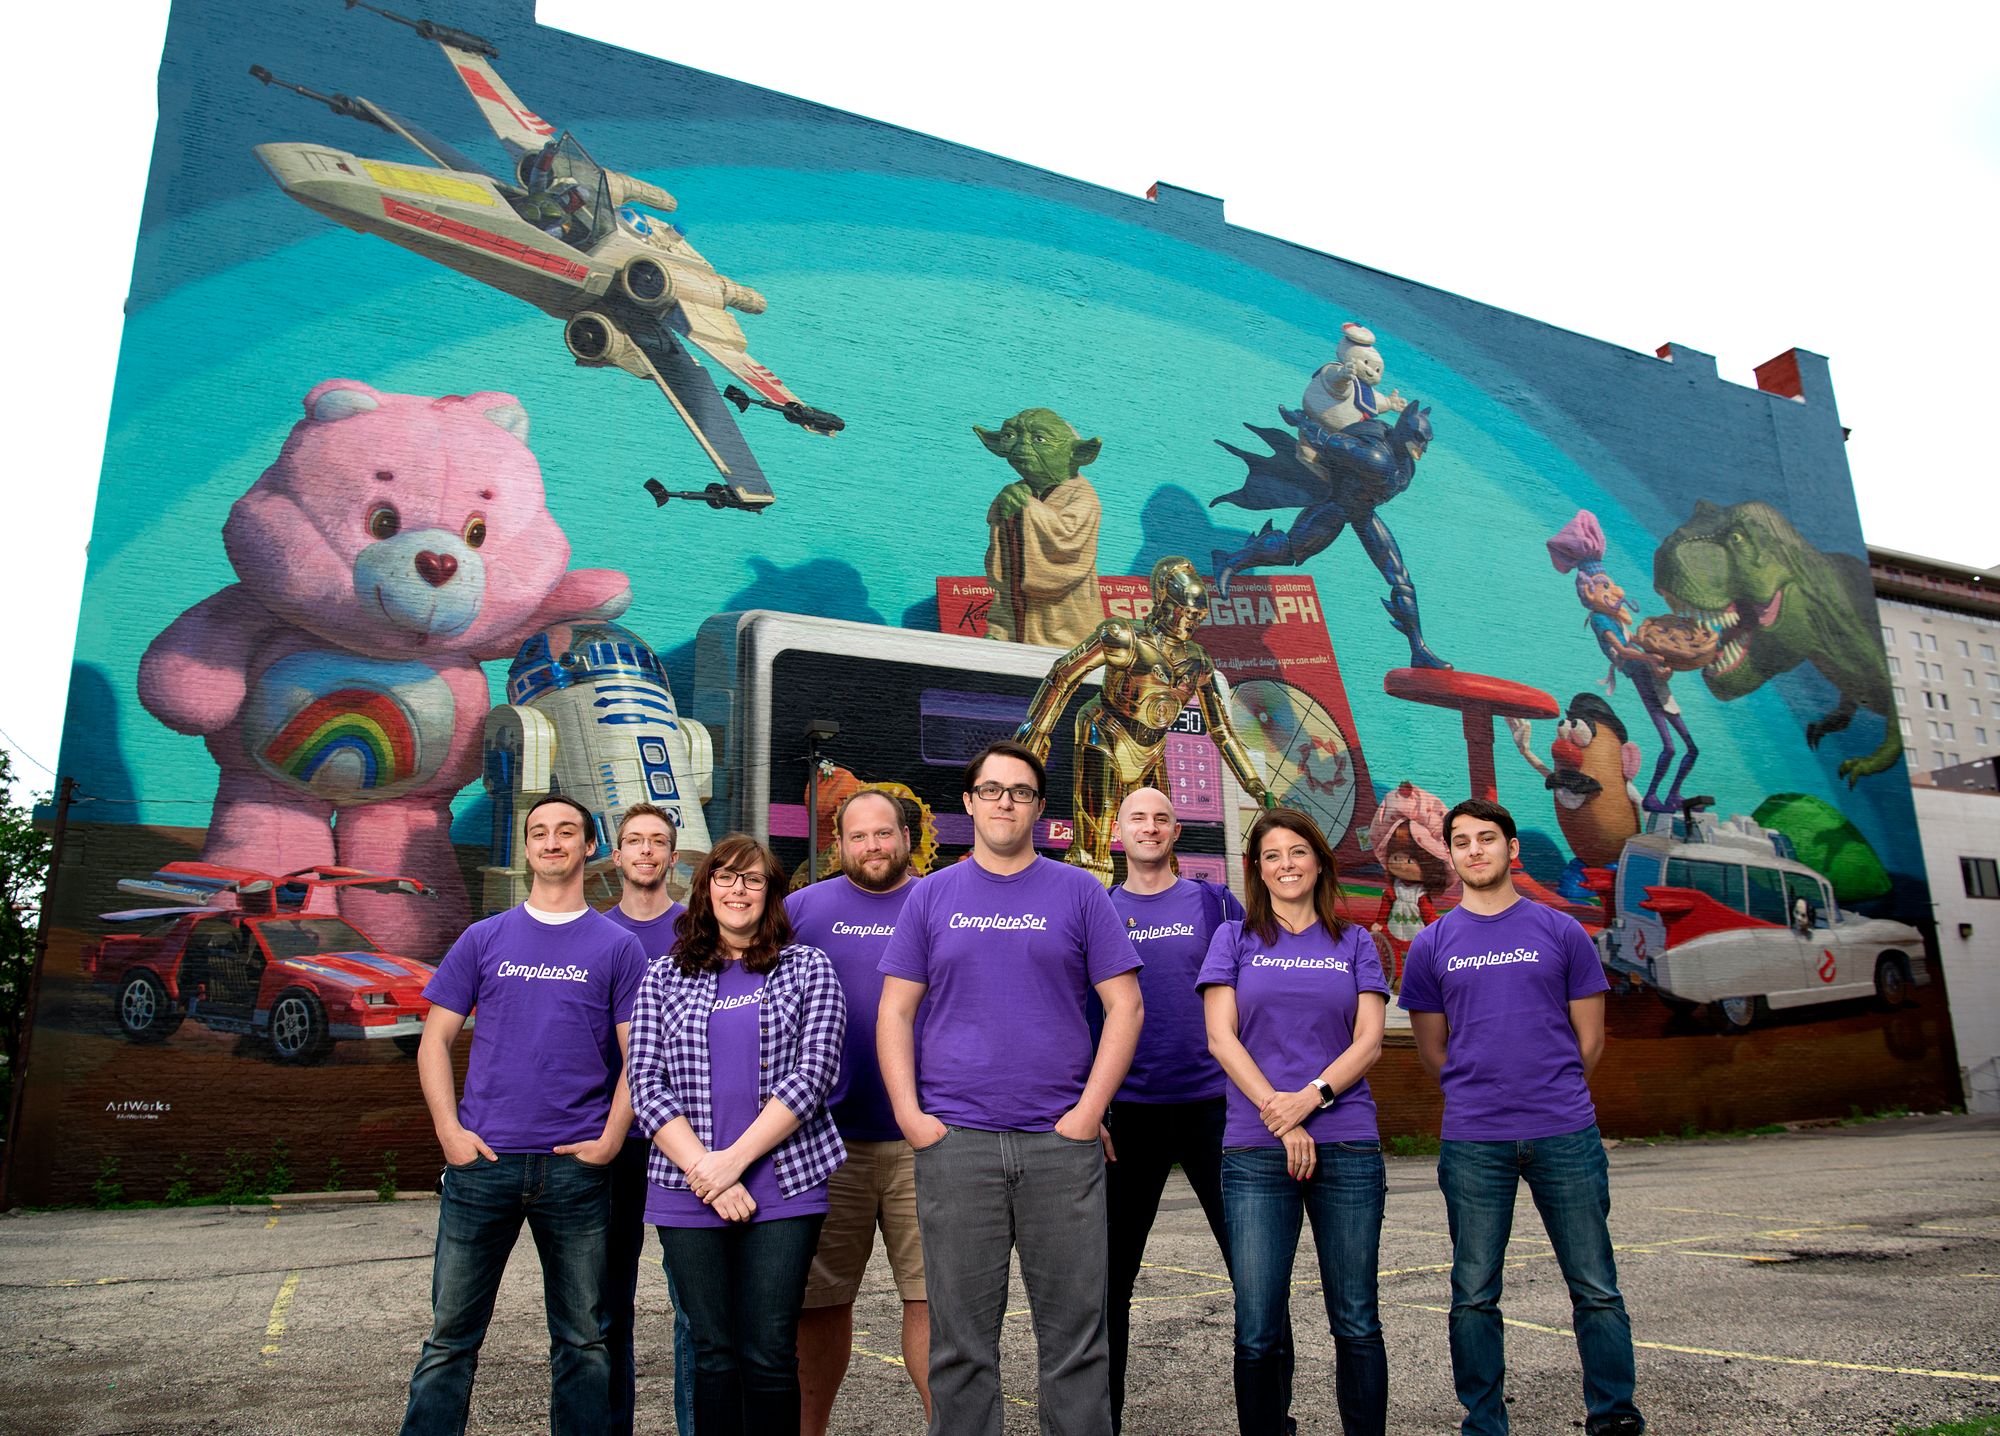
[1016,555,1274,885]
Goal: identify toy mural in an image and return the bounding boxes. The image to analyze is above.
[136,380,631,960]
[977,408,1106,647]
[12,0,1954,1204]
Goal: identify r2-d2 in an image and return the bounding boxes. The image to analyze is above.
[481,621,713,911]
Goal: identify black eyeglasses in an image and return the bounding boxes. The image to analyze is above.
[969,782,1040,804]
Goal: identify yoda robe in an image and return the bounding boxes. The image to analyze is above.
[984,477,1103,646]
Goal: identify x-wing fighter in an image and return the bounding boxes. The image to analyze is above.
[251,1,844,512]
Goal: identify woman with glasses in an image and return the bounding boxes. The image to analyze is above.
[1198,808,1390,1436]
[627,833,847,1435]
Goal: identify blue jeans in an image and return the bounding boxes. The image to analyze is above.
[400,1152,612,1436]
[1223,1142,1387,1436]
[657,1214,824,1436]
[607,1140,694,1436]
[1437,1127,1643,1436]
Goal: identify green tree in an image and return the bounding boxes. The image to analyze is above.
[1,751,54,1121]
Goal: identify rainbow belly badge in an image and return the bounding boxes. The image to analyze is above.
[244,653,455,803]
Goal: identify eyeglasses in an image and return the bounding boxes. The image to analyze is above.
[970,782,1040,804]
[710,869,768,891]
[620,835,676,851]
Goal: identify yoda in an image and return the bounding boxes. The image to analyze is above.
[975,408,1104,646]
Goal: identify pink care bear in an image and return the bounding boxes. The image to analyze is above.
[138,380,631,959]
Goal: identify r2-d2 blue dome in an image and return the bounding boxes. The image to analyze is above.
[483,621,713,890]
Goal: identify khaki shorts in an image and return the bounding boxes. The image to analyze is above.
[803,1138,926,1306]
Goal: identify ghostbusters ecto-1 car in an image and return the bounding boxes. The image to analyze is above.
[83,863,438,1063]
[1595,808,1928,1033]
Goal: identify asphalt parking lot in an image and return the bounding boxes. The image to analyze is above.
[2,1114,1996,1435]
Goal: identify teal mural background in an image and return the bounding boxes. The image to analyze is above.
[12,0,1950,1206]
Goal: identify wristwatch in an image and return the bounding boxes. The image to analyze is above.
[1311,1079,1336,1110]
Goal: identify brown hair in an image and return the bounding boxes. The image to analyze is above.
[1443,797,1517,847]
[615,801,679,847]
[1242,808,1349,945]
[672,833,794,977]
[962,739,1046,798]
[836,788,909,837]
[1381,821,1451,894]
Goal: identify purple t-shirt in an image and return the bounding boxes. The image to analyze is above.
[1397,898,1610,1141]
[648,961,833,1227]
[785,876,919,1142]
[602,901,687,960]
[604,902,686,1141]
[877,856,1140,1132]
[1110,879,1242,1104]
[423,906,646,1152]
[1197,919,1388,1148]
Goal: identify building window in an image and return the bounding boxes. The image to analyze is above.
[1973,699,1984,717]
[1968,670,1979,686]
[1943,722,1957,741]
[1959,640,1972,657]
[1900,717,1913,737]
[1943,694,1952,711]
[1949,752,1962,764]
[1923,691,1936,709]
[1989,673,2000,691]
[1932,753,1946,769]
[1966,857,2000,900]
[1982,644,1996,662]
[1887,656,1901,676]
[1928,720,1941,739]
[1927,633,1940,651]
[1907,751,1920,769]
[1977,728,1989,745]
[1882,626,1896,646]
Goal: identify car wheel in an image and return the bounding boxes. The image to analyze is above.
[268,988,330,1064]
[1710,995,1764,1034]
[116,970,183,1042]
[393,1034,424,1058]
[1874,954,1912,1010]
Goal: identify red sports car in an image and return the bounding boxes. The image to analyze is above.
[83,863,438,1064]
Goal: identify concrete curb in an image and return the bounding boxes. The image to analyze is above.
[270,1189,437,1206]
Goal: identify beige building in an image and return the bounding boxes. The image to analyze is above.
[1872,550,2000,1109]
[1871,547,2000,775]
[1910,762,2000,1111]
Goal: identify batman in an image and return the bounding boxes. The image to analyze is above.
[1210,403,1448,669]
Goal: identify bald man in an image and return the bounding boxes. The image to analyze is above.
[1102,788,1244,1432]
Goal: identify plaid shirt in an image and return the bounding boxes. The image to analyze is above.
[628,943,848,1199]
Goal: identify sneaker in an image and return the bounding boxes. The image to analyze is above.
[1589,1417,1645,1436]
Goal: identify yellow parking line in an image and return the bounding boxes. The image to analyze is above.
[1132,1286,1233,1305]
[264,1212,280,1231]
[851,1342,905,1370]
[1139,1262,1230,1282]
[260,1270,302,1357]
[1391,1302,2000,1383]
[1670,1251,1790,1263]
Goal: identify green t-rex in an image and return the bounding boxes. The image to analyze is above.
[1653,499,1901,784]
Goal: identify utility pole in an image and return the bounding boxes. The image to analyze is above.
[803,720,840,885]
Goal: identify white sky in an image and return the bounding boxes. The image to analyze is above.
[4,0,1996,800]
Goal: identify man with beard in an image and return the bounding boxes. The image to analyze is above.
[1102,787,1241,1432]
[602,803,694,1436]
[786,789,932,1435]
[1399,799,1644,1436]
[400,793,647,1436]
